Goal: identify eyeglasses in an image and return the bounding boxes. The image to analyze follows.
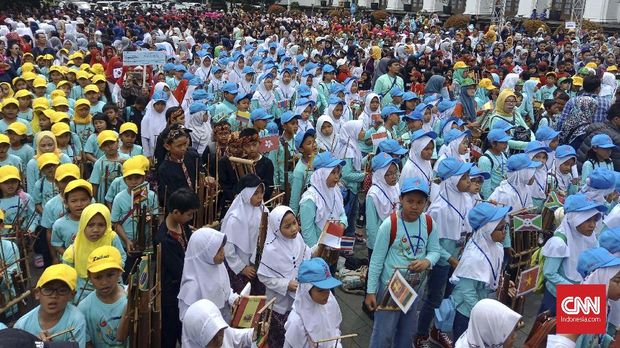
[385,170,400,178]
[40,286,71,296]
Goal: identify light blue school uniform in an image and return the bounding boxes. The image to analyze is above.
[111,188,158,241]
[78,289,128,348]
[14,304,87,348]
[17,109,33,122]
[226,111,251,132]
[541,230,584,297]
[72,123,95,148]
[46,82,57,95]
[71,85,84,100]
[0,194,37,235]
[269,136,295,190]
[83,133,104,159]
[299,198,347,247]
[289,159,312,216]
[32,177,58,208]
[451,278,489,317]
[26,153,71,193]
[341,158,366,195]
[119,144,143,157]
[364,198,384,250]
[0,118,33,136]
[89,154,129,203]
[478,150,508,199]
[40,195,66,230]
[0,239,20,316]
[581,160,615,186]
[9,144,34,170]
[51,216,80,250]
[105,177,127,205]
[0,154,23,172]
[90,100,106,114]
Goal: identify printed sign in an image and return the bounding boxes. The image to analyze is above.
[123,51,166,66]
[565,22,577,29]
[388,270,418,313]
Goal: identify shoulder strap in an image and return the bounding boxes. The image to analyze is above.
[389,212,397,247]
[425,214,432,235]
[483,153,495,170]
[553,231,567,244]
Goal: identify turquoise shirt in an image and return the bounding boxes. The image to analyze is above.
[478,150,507,199]
[365,197,382,250]
[8,144,34,170]
[89,154,129,203]
[0,194,37,234]
[71,85,84,100]
[17,109,33,122]
[543,256,576,297]
[451,278,489,317]
[289,159,311,216]
[581,160,614,186]
[83,133,104,159]
[119,144,143,157]
[51,216,80,249]
[299,199,347,247]
[40,195,65,229]
[32,177,58,207]
[14,304,87,348]
[111,188,159,241]
[537,85,557,101]
[105,177,127,204]
[373,74,404,107]
[78,288,128,348]
[226,111,251,132]
[269,136,296,190]
[367,212,441,294]
[341,158,366,195]
[0,154,23,172]
[26,153,71,193]
[72,123,95,148]
[90,100,106,114]
[211,100,237,123]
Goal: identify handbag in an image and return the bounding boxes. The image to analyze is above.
[524,310,556,348]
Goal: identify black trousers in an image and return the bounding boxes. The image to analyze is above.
[161,303,182,348]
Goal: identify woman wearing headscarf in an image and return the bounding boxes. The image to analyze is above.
[600,71,617,104]
[458,78,478,122]
[488,89,533,152]
[424,75,447,99]
[453,299,522,347]
[181,299,253,348]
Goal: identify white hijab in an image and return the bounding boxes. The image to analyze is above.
[580,180,615,205]
[500,73,520,92]
[146,82,180,110]
[276,71,296,100]
[315,115,336,152]
[284,282,343,347]
[600,72,617,100]
[454,299,522,348]
[252,74,276,110]
[542,209,601,282]
[428,173,471,240]
[400,136,434,185]
[187,110,212,155]
[336,120,363,171]
[181,299,228,348]
[451,219,504,290]
[526,151,549,200]
[178,228,230,320]
[367,163,400,220]
[299,167,345,235]
[489,168,536,210]
[195,56,213,82]
[438,133,466,160]
[221,185,264,258]
[603,204,620,230]
[553,156,575,193]
[582,264,620,293]
[359,93,381,131]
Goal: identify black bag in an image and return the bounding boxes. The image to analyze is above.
[512,125,532,142]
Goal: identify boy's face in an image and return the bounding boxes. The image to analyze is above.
[238,98,250,111]
[301,136,317,156]
[0,178,19,196]
[101,140,119,156]
[18,97,30,108]
[65,189,92,217]
[165,136,189,159]
[120,132,137,145]
[94,119,107,132]
[105,108,118,121]
[309,286,330,305]
[35,280,74,316]
[89,268,122,297]
[172,208,197,224]
[243,140,259,159]
[124,174,145,190]
[171,113,185,126]
[253,119,268,131]
[250,185,264,207]
[400,191,428,222]
[35,87,46,96]
[283,119,299,135]
[56,177,75,194]
[2,104,18,118]
[0,143,8,159]
[42,164,58,178]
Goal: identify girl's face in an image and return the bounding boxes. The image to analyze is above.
[263,78,273,90]
[559,158,575,174]
[42,163,58,178]
[421,140,434,160]
[532,152,548,163]
[469,177,482,194]
[250,185,264,207]
[253,119,267,131]
[56,133,71,147]
[594,147,612,161]
[407,119,422,131]
[458,137,469,155]
[238,98,250,111]
[309,286,330,305]
[576,214,601,237]
[301,106,312,120]
[494,141,508,153]
[39,136,56,154]
[2,105,18,119]
[326,167,341,188]
[7,131,22,146]
[350,83,359,93]
[94,119,107,132]
[282,72,291,84]
[370,97,380,111]
[18,97,30,108]
[213,244,225,264]
[39,115,52,130]
[84,213,107,242]
[332,104,343,119]
[283,119,299,135]
[548,137,559,150]
[65,189,91,217]
[0,179,19,196]
[490,220,507,243]
[280,212,300,239]
[456,173,471,192]
[384,163,399,186]
[245,73,254,82]
[120,132,137,145]
[466,86,476,97]
[608,270,620,301]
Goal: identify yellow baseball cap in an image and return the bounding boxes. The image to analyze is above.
[22,72,37,81]
[0,134,9,145]
[64,178,93,197]
[0,208,4,222]
[7,122,27,136]
[97,130,118,147]
[21,62,35,73]
[50,90,66,99]
[585,62,598,69]
[2,98,18,108]
[37,152,61,170]
[57,80,72,89]
[14,89,33,99]
[91,64,105,75]
[51,111,70,123]
[453,61,468,69]
[36,264,78,291]
[84,84,100,94]
[52,96,69,108]
[33,77,47,88]
[119,122,138,135]
[122,157,146,177]
[478,78,497,90]
[44,54,54,61]
[40,109,55,121]
[70,52,84,60]
[55,163,80,181]
[87,245,124,273]
[52,122,71,137]
[92,74,106,84]
[80,63,90,71]
[33,97,50,110]
[22,52,33,59]
[607,65,618,72]
[12,76,26,85]
[76,71,90,80]
[75,98,91,109]
[0,165,20,183]
[573,76,584,86]
[50,66,64,74]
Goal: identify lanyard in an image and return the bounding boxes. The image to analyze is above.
[401,213,423,257]
[312,186,336,219]
[371,184,397,211]
[411,160,430,183]
[489,152,506,176]
[439,193,465,221]
[508,182,527,208]
[472,239,499,287]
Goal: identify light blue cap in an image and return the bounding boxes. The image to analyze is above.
[313,151,345,169]
[402,91,419,101]
[535,126,560,141]
[390,86,404,98]
[381,105,405,119]
[436,157,474,180]
[328,95,345,105]
[470,165,491,180]
[295,129,316,151]
[599,227,620,254]
[487,129,512,142]
[403,110,424,121]
[221,82,238,94]
[577,247,620,278]
[233,93,252,104]
[468,202,512,231]
[555,145,577,159]
[189,102,209,114]
[401,177,430,196]
[281,111,300,124]
[564,193,607,213]
[525,140,551,154]
[378,139,407,155]
[298,258,342,289]
[587,167,615,190]
[506,153,542,172]
[444,128,471,144]
[250,108,273,122]
[437,99,457,113]
[411,129,437,142]
[371,152,400,171]
[592,134,617,149]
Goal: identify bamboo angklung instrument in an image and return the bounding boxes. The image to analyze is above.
[253,204,269,268]
[229,156,256,179]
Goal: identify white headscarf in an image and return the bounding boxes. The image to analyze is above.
[582,264,620,294]
[326,102,345,137]
[428,172,471,240]
[367,163,400,220]
[146,82,180,110]
[359,93,381,130]
[181,299,228,348]
[187,109,212,154]
[299,167,345,235]
[252,74,276,110]
[451,219,504,290]
[489,168,536,210]
[221,184,264,259]
[195,56,213,82]
[336,120,363,170]
[400,136,434,185]
[276,70,296,100]
[500,73,520,92]
[178,228,230,320]
[600,72,617,100]
[284,282,343,346]
[603,204,620,230]
[438,133,467,160]
[580,180,615,205]
[454,299,522,348]
[553,156,576,193]
[526,151,549,200]
[315,115,336,152]
[542,209,601,282]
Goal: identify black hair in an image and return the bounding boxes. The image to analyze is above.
[64,187,92,201]
[583,76,601,94]
[543,99,555,111]
[92,112,111,129]
[134,96,148,106]
[387,59,399,68]
[102,103,119,113]
[165,106,184,123]
[556,92,570,102]
[163,124,190,145]
[607,102,620,121]
[167,187,200,214]
[236,174,263,195]
[239,127,259,138]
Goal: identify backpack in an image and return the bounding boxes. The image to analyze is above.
[389,212,433,247]
[531,231,567,294]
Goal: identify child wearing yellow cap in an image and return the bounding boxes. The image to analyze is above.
[111,156,158,275]
[104,155,149,205]
[73,99,95,149]
[62,203,126,302]
[47,67,64,94]
[14,89,34,122]
[33,153,61,213]
[13,264,87,347]
[26,131,72,193]
[0,133,23,170]
[77,246,129,347]
[0,207,21,316]
[7,122,35,169]
[83,112,111,164]
[89,130,129,203]
[0,97,34,136]
[118,122,143,157]
[51,179,92,260]
[0,165,36,236]
[84,84,105,114]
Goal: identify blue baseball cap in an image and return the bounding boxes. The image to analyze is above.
[411,129,437,142]
[437,99,457,113]
[189,102,209,114]
[188,77,203,86]
[330,83,346,95]
[312,151,345,169]
[211,66,222,74]
[152,90,168,103]
[297,87,312,98]
[268,42,278,49]
[250,108,273,122]
[414,102,433,113]
[242,66,255,75]
[599,227,620,254]
[401,177,430,196]
[298,258,342,289]
[564,193,608,213]
[221,82,238,94]
[577,247,620,278]
[444,128,471,144]
[525,140,551,155]
[296,97,315,107]
[555,144,577,159]
[322,64,336,74]
[163,63,175,72]
[175,64,187,72]
[281,111,300,124]
[487,129,512,142]
[296,54,306,63]
[381,105,405,119]
[295,129,316,151]
[372,152,400,171]
[192,89,209,101]
[390,86,404,98]
[182,72,195,80]
[439,117,464,136]
[587,167,616,190]
[436,157,474,180]
[233,93,252,104]
[467,202,512,231]
[402,92,419,101]
[492,119,514,132]
[403,110,424,122]
[470,165,491,180]
[378,139,407,155]
[591,134,617,149]
[506,153,542,172]
[423,95,442,106]
[277,48,286,57]
[327,95,345,106]
[535,126,560,141]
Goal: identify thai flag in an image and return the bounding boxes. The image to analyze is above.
[339,236,355,253]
